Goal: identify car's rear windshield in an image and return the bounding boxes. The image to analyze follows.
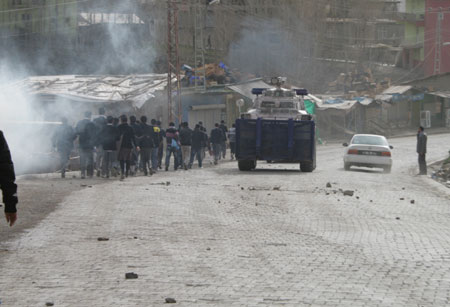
[352,135,388,146]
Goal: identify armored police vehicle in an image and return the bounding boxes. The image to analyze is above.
[235,77,316,172]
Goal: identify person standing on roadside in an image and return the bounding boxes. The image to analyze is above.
[93,107,107,177]
[0,131,18,227]
[117,115,139,180]
[219,120,228,159]
[417,126,428,175]
[111,117,121,175]
[179,122,193,170]
[157,120,165,169]
[139,116,154,176]
[228,123,236,160]
[165,122,180,171]
[76,111,96,179]
[210,123,223,165]
[99,116,119,178]
[52,117,76,178]
[150,119,160,173]
[189,124,205,168]
[198,121,208,160]
[129,115,142,175]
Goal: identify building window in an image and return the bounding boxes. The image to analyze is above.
[377,27,388,40]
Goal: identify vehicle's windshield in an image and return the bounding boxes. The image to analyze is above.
[280,101,294,108]
[351,135,388,146]
[261,101,276,108]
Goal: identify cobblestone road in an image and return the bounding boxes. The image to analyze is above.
[1,134,450,306]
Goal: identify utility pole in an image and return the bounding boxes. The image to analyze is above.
[433,8,443,75]
[194,0,206,91]
[167,0,182,123]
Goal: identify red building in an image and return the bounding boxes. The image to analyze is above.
[424,1,450,76]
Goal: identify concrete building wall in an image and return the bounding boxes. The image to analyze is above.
[400,0,425,71]
[399,0,407,12]
[0,0,78,39]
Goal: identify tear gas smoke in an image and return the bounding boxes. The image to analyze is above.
[226,17,335,92]
[0,1,158,174]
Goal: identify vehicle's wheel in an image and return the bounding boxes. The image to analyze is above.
[266,160,273,163]
[238,160,254,171]
[300,161,314,172]
[383,166,391,173]
[344,162,351,171]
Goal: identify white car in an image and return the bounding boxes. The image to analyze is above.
[343,134,393,173]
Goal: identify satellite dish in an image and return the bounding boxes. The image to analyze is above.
[236,99,245,107]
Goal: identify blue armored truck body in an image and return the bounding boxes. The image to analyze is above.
[235,118,316,171]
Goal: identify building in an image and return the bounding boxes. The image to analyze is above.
[398,0,407,11]
[0,0,78,43]
[404,72,450,126]
[12,74,170,124]
[424,0,450,76]
[399,0,425,71]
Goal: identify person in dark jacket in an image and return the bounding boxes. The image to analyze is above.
[150,119,160,172]
[117,115,138,179]
[93,107,107,177]
[228,123,236,160]
[189,124,205,168]
[157,120,165,169]
[417,126,428,175]
[219,120,228,159]
[165,122,180,171]
[129,115,141,175]
[111,117,121,174]
[210,123,223,165]
[139,116,155,176]
[0,131,18,227]
[76,111,96,179]
[198,121,209,160]
[99,116,120,178]
[52,117,76,178]
[179,122,193,170]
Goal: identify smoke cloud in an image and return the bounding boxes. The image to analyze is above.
[226,16,344,92]
[0,1,159,174]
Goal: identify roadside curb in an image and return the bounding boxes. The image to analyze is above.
[426,158,450,192]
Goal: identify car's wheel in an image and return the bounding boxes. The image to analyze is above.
[266,160,273,163]
[383,166,391,173]
[300,161,314,172]
[344,162,351,171]
[238,160,254,171]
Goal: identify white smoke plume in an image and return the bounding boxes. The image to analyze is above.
[0,0,159,174]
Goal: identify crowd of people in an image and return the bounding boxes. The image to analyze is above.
[52,107,237,180]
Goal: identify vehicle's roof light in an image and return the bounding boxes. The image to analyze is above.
[294,89,308,96]
[252,88,268,95]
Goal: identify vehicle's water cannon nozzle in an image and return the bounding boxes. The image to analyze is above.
[270,77,287,88]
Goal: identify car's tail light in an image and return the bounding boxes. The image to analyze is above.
[381,151,391,157]
[348,149,358,155]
